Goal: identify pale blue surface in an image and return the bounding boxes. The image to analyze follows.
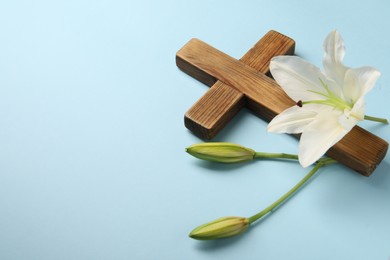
[0,0,389,259]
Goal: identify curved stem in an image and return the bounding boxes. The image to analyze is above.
[364,115,388,124]
[248,158,337,224]
[254,152,299,160]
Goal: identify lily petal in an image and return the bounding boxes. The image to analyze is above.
[323,30,345,65]
[343,67,381,103]
[349,97,365,121]
[323,30,348,87]
[270,56,341,102]
[298,110,357,167]
[267,105,321,134]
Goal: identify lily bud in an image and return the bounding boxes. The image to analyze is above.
[186,142,255,163]
[189,216,250,240]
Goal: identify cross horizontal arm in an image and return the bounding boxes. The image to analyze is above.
[176,38,388,176]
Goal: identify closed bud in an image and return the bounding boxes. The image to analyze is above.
[186,142,255,163]
[189,216,250,240]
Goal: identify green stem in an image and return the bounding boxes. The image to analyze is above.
[248,158,337,224]
[364,115,388,124]
[254,152,299,160]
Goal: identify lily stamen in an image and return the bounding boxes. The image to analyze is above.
[301,98,352,111]
[302,78,354,111]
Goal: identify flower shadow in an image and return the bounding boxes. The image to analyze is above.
[191,159,256,173]
[193,228,253,251]
[191,155,300,174]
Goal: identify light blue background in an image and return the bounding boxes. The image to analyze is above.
[0,0,389,259]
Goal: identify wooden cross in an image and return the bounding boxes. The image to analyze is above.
[176,30,388,176]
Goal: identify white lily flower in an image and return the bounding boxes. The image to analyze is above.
[267,30,381,167]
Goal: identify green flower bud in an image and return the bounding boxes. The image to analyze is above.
[186,142,255,163]
[189,216,250,240]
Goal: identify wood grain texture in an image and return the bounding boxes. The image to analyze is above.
[184,83,244,139]
[179,31,295,139]
[176,37,388,176]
